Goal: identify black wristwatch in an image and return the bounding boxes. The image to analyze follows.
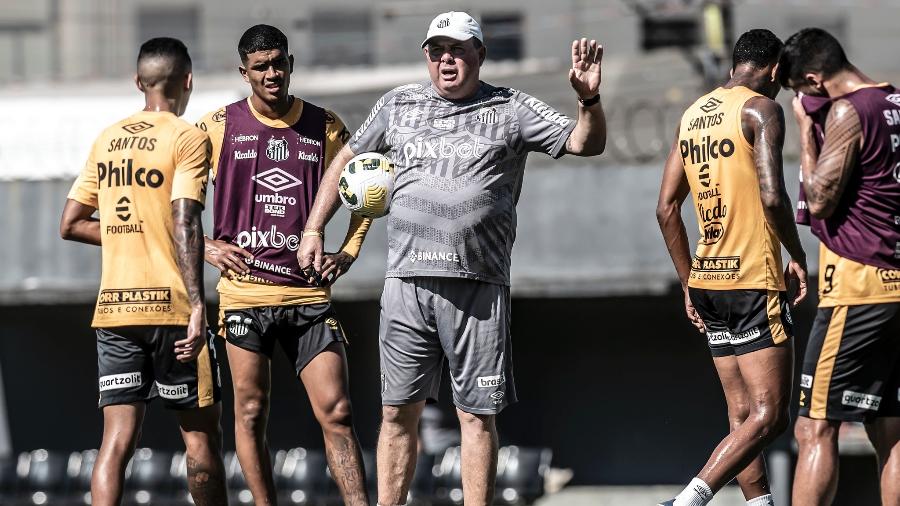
[578,94,601,107]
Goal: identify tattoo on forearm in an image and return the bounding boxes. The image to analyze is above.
[173,200,205,308]
[185,455,228,506]
[806,101,861,213]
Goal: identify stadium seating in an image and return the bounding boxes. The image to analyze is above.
[6,445,549,505]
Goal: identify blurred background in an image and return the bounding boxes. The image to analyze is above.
[1,0,898,504]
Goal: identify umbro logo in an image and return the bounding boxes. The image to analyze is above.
[122,121,154,134]
[252,167,302,193]
[885,94,900,107]
[699,97,724,113]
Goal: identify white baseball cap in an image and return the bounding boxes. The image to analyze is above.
[421,11,483,48]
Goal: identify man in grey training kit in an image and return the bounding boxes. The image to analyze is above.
[298,11,607,506]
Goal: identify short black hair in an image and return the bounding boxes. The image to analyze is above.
[779,28,850,87]
[732,29,783,69]
[238,24,289,62]
[137,37,191,71]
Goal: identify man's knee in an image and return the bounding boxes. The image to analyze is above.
[235,390,269,433]
[382,404,421,431]
[317,396,354,433]
[457,410,495,434]
[728,402,751,430]
[795,416,839,446]
[749,400,789,440]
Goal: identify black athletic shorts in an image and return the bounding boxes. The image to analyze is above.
[223,303,345,375]
[688,288,793,357]
[96,326,222,410]
[798,303,900,422]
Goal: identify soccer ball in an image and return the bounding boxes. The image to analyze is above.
[338,152,395,218]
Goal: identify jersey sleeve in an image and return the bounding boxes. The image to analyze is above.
[349,85,410,155]
[511,90,576,159]
[171,126,211,206]
[67,139,101,208]
[339,213,372,258]
[195,107,226,181]
[324,109,351,168]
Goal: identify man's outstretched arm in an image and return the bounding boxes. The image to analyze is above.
[297,144,358,278]
[565,38,606,156]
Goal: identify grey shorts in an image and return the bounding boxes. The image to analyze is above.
[379,277,517,415]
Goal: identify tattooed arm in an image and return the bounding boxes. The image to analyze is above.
[744,96,807,305]
[657,125,704,333]
[172,198,206,362]
[795,98,861,219]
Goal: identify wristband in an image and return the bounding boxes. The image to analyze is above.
[302,230,324,238]
[578,94,601,107]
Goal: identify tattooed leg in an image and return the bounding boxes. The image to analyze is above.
[301,342,369,506]
[178,404,229,506]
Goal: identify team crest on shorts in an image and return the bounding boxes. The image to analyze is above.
[226,315,253,337]
[266,135,290,162]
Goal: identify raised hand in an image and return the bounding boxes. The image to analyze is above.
[569,38,603,99]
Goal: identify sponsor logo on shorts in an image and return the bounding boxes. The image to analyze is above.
[99,372,142,391]
[730,327,761,345]
[799,390,807,407]
[226,315,253,337]
[325,317,339,330]
[706,330,730,346]
[477,375,505,388]
[783,306,794,325]
[156,382,189,400]
[800,374,813,389]
[841,390,881,411]
[877,268,900,291]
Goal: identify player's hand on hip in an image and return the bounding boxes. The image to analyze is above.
[684,289,705,334]
[786,258,808,307]
[320,251,356,286]
[297,235,325,284]
[568,38,602,99]
[204,238,252,279]
[176,307,206,362]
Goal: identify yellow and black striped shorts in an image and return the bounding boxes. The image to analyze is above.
[798,303,900,421]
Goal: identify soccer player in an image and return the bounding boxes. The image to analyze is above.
[656,29,807,506]
[59,38,226,505]
[779,28,900,506]
[298,11,606,506]
[196,24,370,505]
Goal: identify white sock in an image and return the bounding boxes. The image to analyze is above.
[747,494,774,506]
[673,477,714,506]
